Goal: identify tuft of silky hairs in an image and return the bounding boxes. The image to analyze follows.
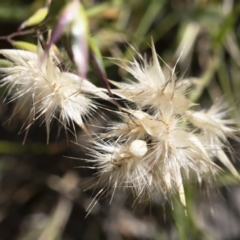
[0,43,109,143]
[85,40,239,212]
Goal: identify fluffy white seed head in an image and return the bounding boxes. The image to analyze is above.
[86,42,239,210]
[88,139,152,201]
[110,43,193,115]
[186,101,237,144]
[0,45,109,142]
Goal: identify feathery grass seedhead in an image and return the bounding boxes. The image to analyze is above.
[110,43,193,115]
[0,44,109,143]
[87,139,154,204]
[186,100,237,144]
[86,41,239,211]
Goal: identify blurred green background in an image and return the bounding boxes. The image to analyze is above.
[0,0,240,239]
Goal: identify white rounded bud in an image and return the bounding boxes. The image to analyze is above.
[129,140,148,157]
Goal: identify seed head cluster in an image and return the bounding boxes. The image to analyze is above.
[0,41,238,210]
[87,43,239,208]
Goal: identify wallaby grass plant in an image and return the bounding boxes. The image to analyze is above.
[0,0,240,239]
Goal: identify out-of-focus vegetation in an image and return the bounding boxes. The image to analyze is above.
[0,0,240,239]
